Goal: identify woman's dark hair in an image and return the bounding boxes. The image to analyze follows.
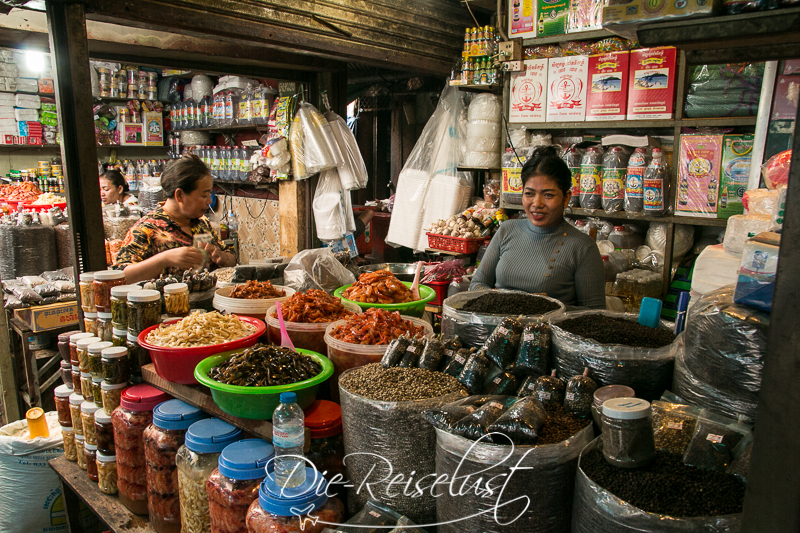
[102,169,128,193]
[520,145,571,195]
[161,153,210,198]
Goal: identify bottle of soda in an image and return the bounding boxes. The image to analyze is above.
[272,392,306,489]
[579,146,603,210]
[210,146,220,179]
[602,146,627,213]
[562,145,583,207]
[625,147,648,214]
[644,148,667,216]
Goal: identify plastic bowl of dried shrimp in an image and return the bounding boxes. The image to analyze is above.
[213,282,295,320]
[334,275,436,318]
[138,312,266,385]
[194,344,334,419]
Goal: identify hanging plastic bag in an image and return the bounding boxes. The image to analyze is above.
[296,102,339,176]
[313,168,349,241]
[325,110,368,190]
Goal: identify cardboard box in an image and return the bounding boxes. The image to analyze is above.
[509,0,538,39]
[717,134,753,219]
[586,51,629,121]
[627,47,677,120]
[120,123,143,145]
[568,0,605,32]
[14,301,79,333]
[509,58,549,123]
[675,134,724,218]
[547,55,588,122]
[603,0,718,26]
[537,0,570,37]
[144,111,164,146]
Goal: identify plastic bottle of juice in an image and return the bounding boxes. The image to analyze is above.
[602,146,627,213]
[579,146,603,210]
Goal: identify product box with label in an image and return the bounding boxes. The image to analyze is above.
[547,55,588,122]
[586,51,629,121]
[627,47,677,120]
[717,134,753,219]
[675,134,724,218]
[568,0,605,32]
[509,59,549,123]
[14,301,80,333]
[603,0,718,27]
[120,123,143,145]
[144,111,164,146]
[538,0,570,37]
[509,0,538,39]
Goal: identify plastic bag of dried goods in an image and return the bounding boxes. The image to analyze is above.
[487,396,548,444]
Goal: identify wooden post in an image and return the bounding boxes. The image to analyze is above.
[279,180,308,257]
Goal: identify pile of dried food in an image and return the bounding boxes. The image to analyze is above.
[208,344,322,386]
[328,308,425,345]
[276,289,354,323]
[0,181,41,202]
[556,314,675,348]
[144,312,255,347]
[339,363,466,402]
[229,280,286,299]
[460,292,562,316]
[342,269,416,304]
[141,269,217,293]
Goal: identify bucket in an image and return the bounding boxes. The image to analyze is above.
[265,301,362,355]
[212,285,295,321]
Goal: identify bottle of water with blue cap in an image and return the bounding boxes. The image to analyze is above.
[273,391,306,488]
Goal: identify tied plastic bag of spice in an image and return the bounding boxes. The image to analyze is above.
[518,370,565,409]
[457,349,490,394]
[451,396,517,441]
[683,417,751,471]
[484,317,523,369]
[486,396,548,445]
[441,347,475,377]
[399,337,425,368]
[423,394,500,432]
[727,442,752,484]
[417,336,446,371]
[651,401,701,455]
[482,371,518,395]
[564,369,598,419]
[381,336,410,368]
[512,322,550,377]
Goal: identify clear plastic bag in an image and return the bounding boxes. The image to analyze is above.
[457,349,490,394]
[294,102,340,178]
[282,248,356,293]
[313,169,349,241]
[651,401,701,456]
[683,418,751,471]
[41,268,73,282]
[417,337,445,371]
[761,150,791,189]
[486,396,547,444]
[482,371,518,395]
[451,396,516,440]
[467,93,501,122]
[325,110,368,190]
[513,322,551,377]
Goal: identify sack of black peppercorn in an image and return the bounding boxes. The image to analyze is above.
[482,371,519,395]
[517,370,565,409]
[651,400,702,455]
[417,336,446,371]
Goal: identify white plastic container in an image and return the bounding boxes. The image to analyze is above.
[212,286,295,321]
[265,301,362,355]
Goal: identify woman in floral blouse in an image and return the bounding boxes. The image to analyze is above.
[113,154,235,283]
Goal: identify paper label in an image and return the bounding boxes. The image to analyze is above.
[444,350,454,357]
[496,326,509,336]
[524,333,536,342]
[509,0,537,38]
[566,392,576,401]
[537,391,552,400]
[586,51,630,121]
[407,345,417,354]
[527,383,536,390]
[455,355,466,364]
[627,47,677,120]
[488,401,504,409]
[493,377,502,384]
[547,56,589,122]
[668,421,683,430]
[706,433,724,444]
[675,134,724,218]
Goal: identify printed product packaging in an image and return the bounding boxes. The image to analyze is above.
[547,55,589,122]
[627,47,678,120]
[717,134,753,219]
[509,0,538,39]
[586,51,630,121]
[537,0,570,37]
[675,134,724,218]
[509,59,549,123]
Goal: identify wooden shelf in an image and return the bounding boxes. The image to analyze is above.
[522,29,614,46]
[680,117,758,127]
[141,363,274,441]
[566,208,728,227]
[97,145,166,150]
[49,456,155,533]
[457,166,501,172]
[0,144,60,150]
[516,119,675,130]
[456,83,502,94]
[169,124,266,133]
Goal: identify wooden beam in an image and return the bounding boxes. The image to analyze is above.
[278,179,309,257]
[0,311,20,424]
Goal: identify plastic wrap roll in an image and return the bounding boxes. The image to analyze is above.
[646,223,695,257]
[179,130,211,146]
[340,376,466,524]
[550,311,679,401]
[0,223,57,279]
[466,121,502,139]
[435,424,593,533]
[465,136,502,153]
[462,150,501,168]
[137,187,165,215]
[54,224,73,269]
[442,290,565,349]
[572,438,743,532]
[467,93,502,122]
[723,215,771,254]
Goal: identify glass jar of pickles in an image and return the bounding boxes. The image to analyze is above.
[92,376,103,407]
[101,346,131,384]
[55,384,73,426]
[102,381,127,415]
[97,451,118,494]
[112,327,128,347]
[85,442,99,481]
[69,393,84,435]
[79,272,96,313]
[62,425,77,461]
[75,434,86,469]
[127,289,161,335]
[87,341,112,378]
[126,333,149,379]
[93,270,126,313]
[163,283,190,317]
[80,372,93,399]
[84,312,98,335]
[70,332,95,366]
[76,336,100,372]
[81,401,100,445]
[96,312,114,342]
[111,285,136,330]
[71,365,81,391]
[95,408,115,455]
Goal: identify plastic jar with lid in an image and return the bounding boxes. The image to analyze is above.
[112,327,127,347]
[76,336,100,373]
[246,467,344,533]
[96,312,114,342]
[85,443,99,481]
[54,384,73,426]
[60,361,73,389]
[75,434,86,469]
[128,289,162,334]
[62,425,77,461]
[70,332,95,366]
[87,341,113,378]
[111,285,136,329]
[592,384,635,428]
[84,312,98,336]
[126,333,150,378]
[81,401,100,445]
[97,451,118,494]
[79,372,93,399]
[113,384,171,515]
[177,418,243,533]
[79,272,96,313]
[71,365,81,391]
[102,346,131,384]
[95,408,115,454]
[207,439,275,533]
[143,399,207,533]
[102,380,127,415]
[304,400,345,480]
[93,269,126,313]
[601,397,655,468]
[163,283,190,318]
[92,376,104,406]
[58,330,77,363]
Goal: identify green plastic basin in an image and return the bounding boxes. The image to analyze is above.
[194,348,334,420]
[333,282,436,318]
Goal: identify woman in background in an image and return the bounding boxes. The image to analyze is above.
[100,169,138,207]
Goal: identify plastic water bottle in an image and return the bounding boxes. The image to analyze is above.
[273,392,306,489]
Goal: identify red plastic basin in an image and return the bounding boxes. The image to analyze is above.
[138,315,266,385]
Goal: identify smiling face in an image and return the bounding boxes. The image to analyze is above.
[522,173,571,228]
[99,177,123,204]
[175,174,213,219]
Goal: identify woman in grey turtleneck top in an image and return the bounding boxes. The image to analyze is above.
[470,146,605,310]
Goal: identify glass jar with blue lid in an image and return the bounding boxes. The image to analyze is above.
[143,399,207,533]
[207,439,275,533]
[176,418,242,533]
[246,467,344,533]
